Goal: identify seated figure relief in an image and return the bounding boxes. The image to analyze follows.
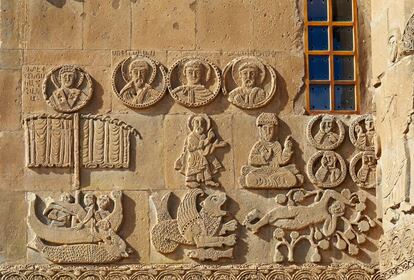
[307,115,345,150]
[27,191,129,264]
[243,189,376,263]
[223,56,277,109]
[43,65,93,113]
[112,55,167,108]
[175,114,228,188]
[240,113,304,189]
[307,151,347,188]
[168,57,221,107]
[151,189,237,261]
[349,115,375,151]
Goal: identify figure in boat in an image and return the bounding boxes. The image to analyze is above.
[240,113,304,189]
[27,190,129,264]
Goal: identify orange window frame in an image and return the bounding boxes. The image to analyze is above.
[304,0,360,114]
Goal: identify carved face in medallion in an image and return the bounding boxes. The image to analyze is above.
[321,151,337,169]
[365,116,374,131]
[129,60,149,88]
[60,70,76,88]
[183,60,203,85]
[240,65,258,88]
[320,117,333,133]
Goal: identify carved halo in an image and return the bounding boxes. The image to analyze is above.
[349,151,377,189]
[42,65,93,113]
[306,150,347,189]
[187,114,211,132]
[306,115,345,150]
[349,114,375,151]
[168,56,221,108]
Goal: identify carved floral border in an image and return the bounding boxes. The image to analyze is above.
[0,264,381,280]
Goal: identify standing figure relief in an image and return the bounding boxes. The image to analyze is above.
[175,114,228,188]
[240,113,304,189]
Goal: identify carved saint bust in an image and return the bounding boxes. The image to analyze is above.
[240,113,304,189]
[43,65,93,112]
[112,55,167,108]
[168,57,221,107]
[307,115,345,150]
[223,56,276,109]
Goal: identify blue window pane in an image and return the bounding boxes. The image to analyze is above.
[310,85,330,110]
[333,27,353,51]
[334,56,354,80]
[308,0,327,21]
[309,55,329,80]
[332,0,353,21]
[334,85,355,110]
[309,26,329,50]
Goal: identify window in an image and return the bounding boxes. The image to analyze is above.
[305,0,359,113]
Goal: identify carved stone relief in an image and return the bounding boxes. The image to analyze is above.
[350,151,377,189]
[27,191,129,263]
[168,57,221,107]
[24,113,138,188]
[150,189,237,261]
[306,151,347,188]
[222,56,276,109]
[42,65,93,113]
[401,13,414,56]
[175,114,228,188]
[240,113,303,189]
[243,189,376,263]
[112,55,167,108]
[306,115,345,150]
[349,115,375,151]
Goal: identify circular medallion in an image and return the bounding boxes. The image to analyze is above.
[307,150,347,188]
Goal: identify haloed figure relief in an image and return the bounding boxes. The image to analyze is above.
[175,114,228,188]
[43,65,93,113]
[307,115,345,150]
[240,113,303,189]
[112,55,167,108]
[223,56,277,109]
[168,57,221,107]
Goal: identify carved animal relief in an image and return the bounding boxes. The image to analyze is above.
[307,151,347,188]
[112,55,167,108]
[306,115,345,150]
[150,189,237,261]
[240,113,303,189]
[42,65,93,113]
[349,115,375,151]
[175,114,228,188]
[27,191,129,263]
[243,189,376,263]
[168,57,221,107]
[223,56,277,109]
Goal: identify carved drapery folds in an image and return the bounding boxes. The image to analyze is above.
[27,191,129,263]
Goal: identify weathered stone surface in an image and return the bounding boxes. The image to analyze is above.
[0,70,22,131]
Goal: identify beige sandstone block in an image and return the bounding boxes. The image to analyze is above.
[23,50,111,67]
[131,0,196,50]
[0,0,24,49]
[0,192,26,263]
[83,0,131,50]
[0,70,22,131]
[252,0,302,51]
[163,113,234,190]
[26,0,83,49]
[0,132,24,191]
[0,50,23,70]
[196,0,253,51]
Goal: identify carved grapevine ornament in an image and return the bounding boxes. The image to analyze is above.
[168,57,221,107]
[222,56,277,109]
[112,55,167,108]
[42,65,93,113]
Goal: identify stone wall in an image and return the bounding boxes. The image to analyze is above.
[0,0,380,279]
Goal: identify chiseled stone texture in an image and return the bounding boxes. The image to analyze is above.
[0,0,380,275]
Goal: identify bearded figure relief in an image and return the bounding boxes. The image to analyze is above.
[223,56,276,109]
